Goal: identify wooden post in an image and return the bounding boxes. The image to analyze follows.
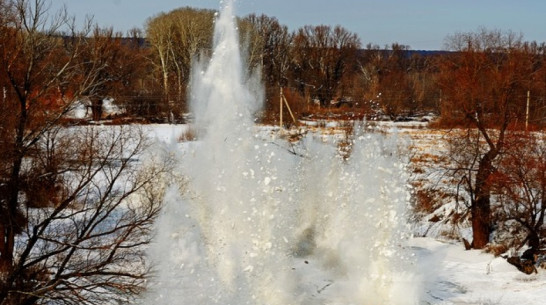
[280,87,283,130]
[283,94,297,125]
[525,90,530,132]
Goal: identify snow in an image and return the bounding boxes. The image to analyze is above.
[410,237,546,305]
[142,122,546,305]
[65,98,125,120]
[102,98,124,116]
[142,124,190,144]
[66,100,90,119]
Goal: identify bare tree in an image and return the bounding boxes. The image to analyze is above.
[76,26,152,122]
[437,28,537,248]
[172,9,213,93]
[145,7,214,118]
[290,24,361,107]
[241,14,293,119]
[490,132,546,251]
[0,1,170,304]
[145,13,174,103]
[375,44,414,118]
[1,126,169,305]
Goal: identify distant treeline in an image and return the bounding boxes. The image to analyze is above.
[138,7,546,128]
[3,5,546,128]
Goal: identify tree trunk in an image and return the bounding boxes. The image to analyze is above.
[0,223,9,272]
[159,52,169,101]
[0,224,14,269]
[1,113,26,273]
[528,231,540,250]
[471,150,496,249]
[91,98,103,121]
[0,105,26,305]
[530,198,546,249]
[471,195,491,249]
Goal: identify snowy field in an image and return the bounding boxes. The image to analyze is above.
[142,122,546,305]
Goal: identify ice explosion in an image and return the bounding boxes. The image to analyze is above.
[144,1,419,304]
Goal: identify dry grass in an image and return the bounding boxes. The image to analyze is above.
[413,189,439,215]
[404,125,474,240]
[485,244,510,257]
[178,126,198,142]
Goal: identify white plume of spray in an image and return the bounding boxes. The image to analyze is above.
[189,0,262,144]
[143,0,421,304]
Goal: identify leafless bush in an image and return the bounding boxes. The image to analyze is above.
[1,125,174,305]
[490,132,546,251]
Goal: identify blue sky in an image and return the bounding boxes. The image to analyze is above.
[51,0,546,50]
